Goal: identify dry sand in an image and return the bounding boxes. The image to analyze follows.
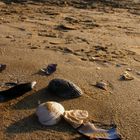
[0,0,140,140]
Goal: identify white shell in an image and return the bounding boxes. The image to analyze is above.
[36,101,65,126]
[63,110,88,128]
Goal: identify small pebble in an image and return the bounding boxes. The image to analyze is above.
[126,68,132,71]
[6,35,14,39]
[136,71,140,75]
[81,58,87,61]
[91,57,96,61]
[116,64,121,67]
[95,81,108,90]
[96,67,101,70]
[63,47,73,53]
[27,32,32,36]
[30,46,38,49]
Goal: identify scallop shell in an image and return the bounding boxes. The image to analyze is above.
[47,78,83,99]
[36,101,65,126]
[120,71,134,80]
[63,110,88,128]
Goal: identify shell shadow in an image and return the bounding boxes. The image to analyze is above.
[11,88,68,110]
[6,114,75,134]
[32,70,48,76]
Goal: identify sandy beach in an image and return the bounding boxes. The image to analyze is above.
[0,0,140,139]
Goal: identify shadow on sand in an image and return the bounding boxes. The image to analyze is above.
[6,113,87,140]
[6,113,75,133]
[10,87,69,110]
[5,88,82,137]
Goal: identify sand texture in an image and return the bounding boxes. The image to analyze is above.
[0,0,140,140]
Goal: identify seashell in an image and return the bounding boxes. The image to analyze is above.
[78,122,120,139]
[36,101,65,126]
[0,81,36,102]
[63,110,88,128]
[40,64,57,75]
[95,81,108,90]
[47,78,83,99]
[120,71,134,80]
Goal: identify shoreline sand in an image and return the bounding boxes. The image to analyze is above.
[0,1,140,139]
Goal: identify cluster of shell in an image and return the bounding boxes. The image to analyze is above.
[36,101,88,127]
[36,101,120,139]
[36,79,86,126]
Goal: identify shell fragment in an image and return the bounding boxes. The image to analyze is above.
[78,122,121,139]
[63,110,88,128]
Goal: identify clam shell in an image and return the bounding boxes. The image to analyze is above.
[47,78,83,99]
[36,101,65,126]
[63,110,88,128]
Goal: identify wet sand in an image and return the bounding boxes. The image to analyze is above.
[0,1,140,140]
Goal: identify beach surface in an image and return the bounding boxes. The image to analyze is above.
[0,0,140,139]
